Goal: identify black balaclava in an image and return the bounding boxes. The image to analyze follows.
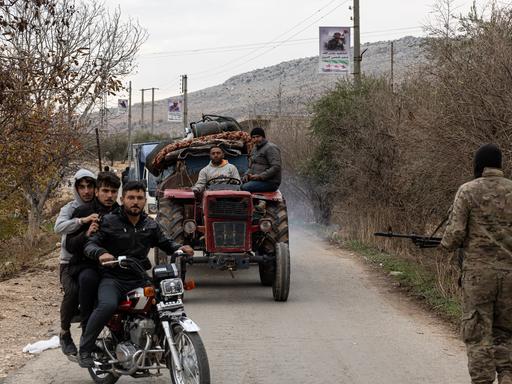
[473,143,502,178]
[250,127,266,138]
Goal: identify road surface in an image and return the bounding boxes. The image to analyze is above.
[2,229,470,383]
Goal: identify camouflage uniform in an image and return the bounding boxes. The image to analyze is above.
[442,168,512,384]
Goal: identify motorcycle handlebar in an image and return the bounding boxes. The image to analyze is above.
[101,251,185,267]
[101,255,128,267]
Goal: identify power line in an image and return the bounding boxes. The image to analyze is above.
[139,38,320,58]
[139,26,424,60]
[189,0,351,78]
[191,0,352,80]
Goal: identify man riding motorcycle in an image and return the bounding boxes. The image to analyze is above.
[78,180,194,368]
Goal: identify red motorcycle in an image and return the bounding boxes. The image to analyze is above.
[87,252,210,384]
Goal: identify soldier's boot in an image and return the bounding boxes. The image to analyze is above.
[498,371,512,384]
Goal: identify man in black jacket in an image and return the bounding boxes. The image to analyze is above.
[66,171,121,338]
[241,127,282,192]
[78,181,193,367]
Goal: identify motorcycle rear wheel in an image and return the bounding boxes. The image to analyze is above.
[169,325,210,384]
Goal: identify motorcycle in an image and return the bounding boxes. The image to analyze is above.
[86,251,210,384]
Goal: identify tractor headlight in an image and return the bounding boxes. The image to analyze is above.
[160,278,184,297]
[184,220,197,234]
[148,203,158,214]
[259,219,272,232]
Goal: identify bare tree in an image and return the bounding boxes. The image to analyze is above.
[0,0,147,242]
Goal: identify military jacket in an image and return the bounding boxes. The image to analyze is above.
[441,168,512,270]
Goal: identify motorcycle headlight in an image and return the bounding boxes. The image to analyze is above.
[148,203,158,214]
[259,219,272,232]
[160,278,184,297]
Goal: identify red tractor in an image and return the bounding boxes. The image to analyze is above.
[147,115,290,301]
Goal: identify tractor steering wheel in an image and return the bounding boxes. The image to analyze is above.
[205,176,242,189]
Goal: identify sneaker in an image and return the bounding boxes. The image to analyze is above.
[78,351,94,368]
[60,331,77,356]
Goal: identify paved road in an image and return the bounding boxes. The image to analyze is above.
[2,229,470,384]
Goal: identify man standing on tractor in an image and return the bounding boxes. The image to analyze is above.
[192,145,240,195]
[241,127,282,192]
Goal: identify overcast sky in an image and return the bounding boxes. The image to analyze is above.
[102,0,491,105]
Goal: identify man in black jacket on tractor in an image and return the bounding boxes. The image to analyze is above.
[241,127,282,192]
[78,181,194,368]
[65,171,121,337]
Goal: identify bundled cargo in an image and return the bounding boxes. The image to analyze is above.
[146,130,252,176]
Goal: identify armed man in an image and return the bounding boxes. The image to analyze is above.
[442,144,512,384]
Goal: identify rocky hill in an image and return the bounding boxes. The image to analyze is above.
[108,36,425,136]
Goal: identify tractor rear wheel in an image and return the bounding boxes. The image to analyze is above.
[267,200,289,244]
[155,199,184,268]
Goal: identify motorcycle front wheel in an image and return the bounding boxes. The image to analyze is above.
[169,325,210,384]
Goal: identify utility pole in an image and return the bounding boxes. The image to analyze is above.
[127,81,132,164]
[151,87,159,133]
[140,89,145,129]
[390,41,394,92]
[182,75,188,132]
[353,0,361,86]
[140,88,150,129]
[96,94,104,171]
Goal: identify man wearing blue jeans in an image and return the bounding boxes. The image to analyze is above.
[241,127,282,192]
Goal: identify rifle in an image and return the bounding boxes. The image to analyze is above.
[374,216,448,249]
[373,232,441,248]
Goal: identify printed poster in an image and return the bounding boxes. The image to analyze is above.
[168,98,183,122]
[319,26,351,74]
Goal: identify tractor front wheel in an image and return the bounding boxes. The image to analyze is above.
[272,242,290,302]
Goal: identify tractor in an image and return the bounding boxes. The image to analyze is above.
[146,115,290,301]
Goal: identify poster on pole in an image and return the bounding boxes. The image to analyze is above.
[117,98,128,114]
[167,98,183,122]
[319,26,351,74]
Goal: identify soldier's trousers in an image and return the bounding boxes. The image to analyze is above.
[462,268,512,384]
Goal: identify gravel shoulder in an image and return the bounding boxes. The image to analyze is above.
[0,255,60,379]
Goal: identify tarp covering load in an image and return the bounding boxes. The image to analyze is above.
[147,130,252,176]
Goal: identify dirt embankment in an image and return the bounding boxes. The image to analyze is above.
[0,255,60,379]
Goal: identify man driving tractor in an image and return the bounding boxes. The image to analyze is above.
[191,146,240,195]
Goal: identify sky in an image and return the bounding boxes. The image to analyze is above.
[102,0,493,106]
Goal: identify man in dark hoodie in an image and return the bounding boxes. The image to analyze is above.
[241,127,282,192]
[442,144,512,384]
[54,169,97,357]
[65,171,121,335]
